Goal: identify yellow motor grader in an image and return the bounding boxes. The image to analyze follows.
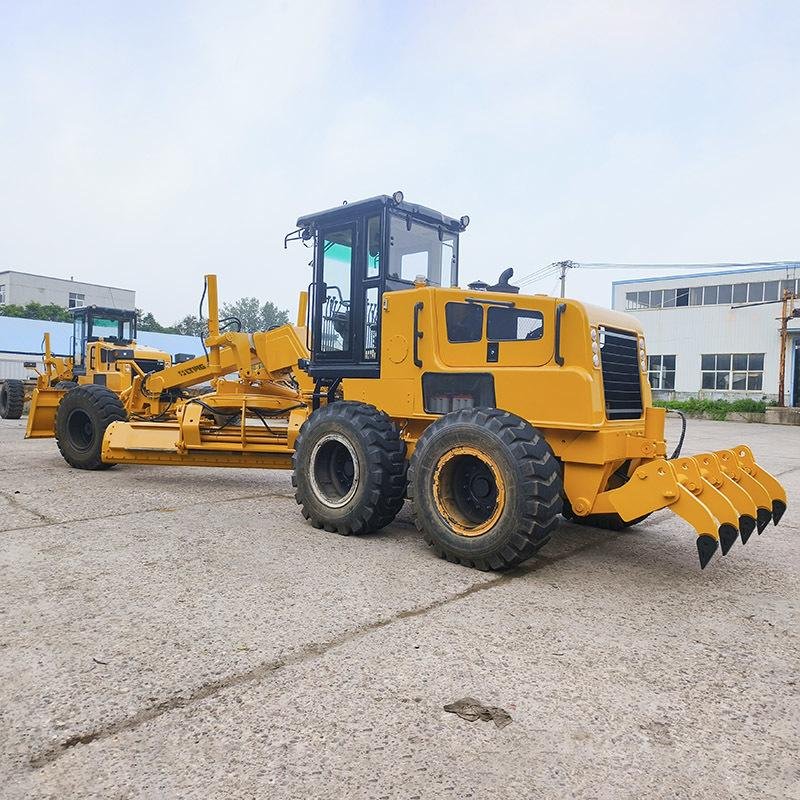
[22,305,176,434]
[30,193,787,570]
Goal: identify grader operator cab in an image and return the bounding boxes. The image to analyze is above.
[69,305,169,380]
[37,193,787,571]
[22,305,173,435]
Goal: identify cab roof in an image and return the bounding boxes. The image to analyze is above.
[296,194,465,232]
[70,305,136,319]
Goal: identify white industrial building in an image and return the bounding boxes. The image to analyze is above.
[612,265,800,406]
[0,270,135,310]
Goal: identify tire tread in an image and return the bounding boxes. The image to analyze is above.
[408,407,562,570]
[293,401,407,535]
[0,379,25,420]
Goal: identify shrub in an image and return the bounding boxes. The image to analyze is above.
[653,398,767,420]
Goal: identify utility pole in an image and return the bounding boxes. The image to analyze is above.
[556,260,577,298]
[777,289,798,407]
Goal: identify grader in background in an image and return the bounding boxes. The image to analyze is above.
[21,305,177,434]
[35,193,787,571]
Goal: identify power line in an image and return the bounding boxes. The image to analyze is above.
[515,260,799,296]
[516,263,562,286]
[577,260,800,270]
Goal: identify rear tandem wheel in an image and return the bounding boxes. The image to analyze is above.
[0,379,25,420]
[408,407,563,571]
[292,401,408,535]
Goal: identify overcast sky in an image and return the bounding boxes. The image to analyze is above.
[1,1,798,321]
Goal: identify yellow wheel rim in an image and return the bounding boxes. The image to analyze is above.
[432,446,506,537]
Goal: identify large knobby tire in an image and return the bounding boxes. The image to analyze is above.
[55,384,126,470]
[409,408,563,571]
[54,381,78,390]
[292,401,407,535]
[0,380,25,420]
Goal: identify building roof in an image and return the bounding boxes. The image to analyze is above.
[611,262,800,288]
[0,316,201,357]
[0,269,134,293]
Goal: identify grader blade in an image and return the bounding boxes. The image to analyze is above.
[24,387,67,439]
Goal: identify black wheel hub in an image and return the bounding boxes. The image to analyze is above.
[66,408,95,451]
[310,434,359,508]
[450,456,498,524]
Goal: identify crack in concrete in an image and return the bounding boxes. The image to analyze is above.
[0,490,56,524]
[0,491,296,536]
[27,529,630,769]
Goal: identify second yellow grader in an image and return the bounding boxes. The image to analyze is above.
[27,193,787,570]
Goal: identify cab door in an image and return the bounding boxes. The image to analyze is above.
[309,211,384,379]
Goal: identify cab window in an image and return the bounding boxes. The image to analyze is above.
[487,307,543,341]
[388,214,458,287]
[446,302,483,343]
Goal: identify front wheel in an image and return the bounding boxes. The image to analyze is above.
[292,401,407,535]
[409,408,563,571]
[55,385,126,469]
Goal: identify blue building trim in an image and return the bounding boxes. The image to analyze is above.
[611,262,799,289]
[610,263,800,308]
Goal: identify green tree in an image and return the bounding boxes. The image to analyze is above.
[0,302,72,322]
[219,297,289,332]
[173,314,206,336]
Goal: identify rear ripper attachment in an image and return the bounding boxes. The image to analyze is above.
[603,445,787,569]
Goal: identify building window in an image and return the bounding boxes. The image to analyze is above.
[648,355,676,390]
[624,277,798,312]
[0,284,5,305]
[764,281,779,302]
[701,353,764,391]
[748,282,764,302]
[68,292,85,309]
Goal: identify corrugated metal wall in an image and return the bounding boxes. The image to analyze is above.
[0,353,42,380]
[0,317,203,381]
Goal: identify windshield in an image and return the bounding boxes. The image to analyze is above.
[90,316,134,340]
[388,214,458,287]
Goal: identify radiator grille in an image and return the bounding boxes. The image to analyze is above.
[600,327,643,420]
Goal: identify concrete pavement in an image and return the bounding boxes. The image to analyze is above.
[1,417,797,799]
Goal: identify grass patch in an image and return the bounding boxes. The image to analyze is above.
[653,398,767,420]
